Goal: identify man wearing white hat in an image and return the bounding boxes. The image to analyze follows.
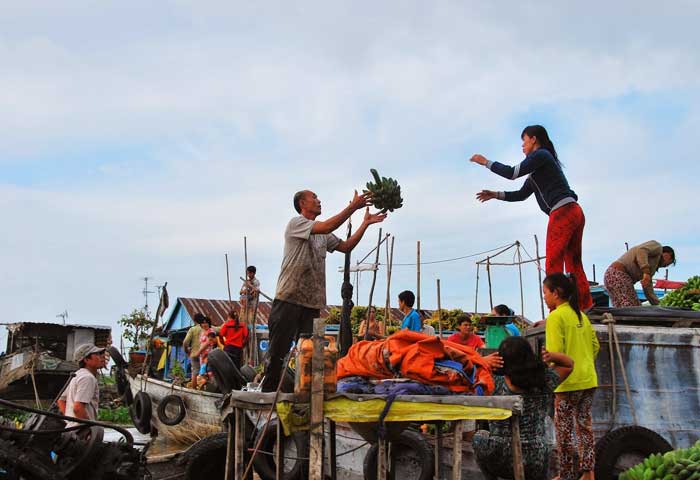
[58,343,106,425]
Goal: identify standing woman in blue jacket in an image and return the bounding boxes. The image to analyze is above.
[470,125,593,311]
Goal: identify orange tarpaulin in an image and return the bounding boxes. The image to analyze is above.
[337,330,494,394]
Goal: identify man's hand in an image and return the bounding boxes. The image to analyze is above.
[483,352,503,371]
[350,190,372,211]
[476,190,498,202]
[641,273,652,288]
[470,154,489,166]
[362,207,387,226]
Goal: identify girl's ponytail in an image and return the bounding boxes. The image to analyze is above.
[543,272,581,322]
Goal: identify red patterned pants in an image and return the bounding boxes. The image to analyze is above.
[546,203,593,311]
[554,389,596,480]
[604,266,641,307]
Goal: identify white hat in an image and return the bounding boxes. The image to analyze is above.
[73,343,105,362]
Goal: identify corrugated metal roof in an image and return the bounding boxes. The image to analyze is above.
[175,297,439,327]
[2,322,112,333]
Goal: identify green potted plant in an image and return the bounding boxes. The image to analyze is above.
[118,309,155,364]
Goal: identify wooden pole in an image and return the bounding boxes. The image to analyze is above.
[593,263,597,283]
[384,236,394,333]
[452,420,465,480]
[224,415,234,480]
[474,263,480,314]
[365,229,383,340]
[225,254,232,303]
[417,240,421,311]
[276,419,283,480]
[486,256,493,310]
[309,317,325,479]
[436,279,442,338]
[511,414,525,480]
[516,241,525,316]
[339,219,354,358]
[235,408,245,479]
[664,268,669,294]
[534,235,545,319]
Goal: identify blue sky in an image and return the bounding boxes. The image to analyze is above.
[1,1,699,351]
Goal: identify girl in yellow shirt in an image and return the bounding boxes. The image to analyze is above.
[544,273,599,480]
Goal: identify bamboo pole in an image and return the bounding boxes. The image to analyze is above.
[516,241,525,316]
[309,318,326,479]
[417,240,421,311]
[474,263,480,314]
[436,279,442,338]
[365,229,383,340]
[534,235,545,319]
[225,254,232,302]
[384,236,394,333]
[486,256,493,310]
[593,263,597,283]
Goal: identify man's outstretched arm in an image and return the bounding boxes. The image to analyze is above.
[311,191,370,235]
[335,208,387,253]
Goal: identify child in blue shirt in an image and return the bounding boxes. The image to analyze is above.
[398,290,422,332]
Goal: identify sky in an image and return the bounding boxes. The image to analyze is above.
[1,1,699,352]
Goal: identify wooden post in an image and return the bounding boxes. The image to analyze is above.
[235,408,245,479]
[435,421,443,480]
[593,263,597,283]
[534,235,545,320]
[486,256,493,310]
[664,268,669,294]
[377,438,387,480]
[452,420,465,480]
[511,414,525,480]
[224,415,234,480]
[276,418,283,480]
[329,420,337,480]
[416,241,421,311]
[474,263,480,314]
[436,279,442,338]
[384,236,394,333]
[365,229,383,340]
[225,254,232,303]
[516,241,525,316]
[309,317,325,479]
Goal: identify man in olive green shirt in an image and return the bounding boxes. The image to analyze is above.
[182,313,206,385]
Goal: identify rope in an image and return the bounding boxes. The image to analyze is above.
[29,351,43,409]
[388,242,517,266]
[601,313,637,427]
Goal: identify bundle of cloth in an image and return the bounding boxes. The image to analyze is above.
[337,330,494,395]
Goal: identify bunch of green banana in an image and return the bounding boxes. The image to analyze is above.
[364,168,404,213]
[620,441,700,480]
[659,276,700,311]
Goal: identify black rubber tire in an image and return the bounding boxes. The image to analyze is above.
[363,429,434,480]
[156,394,187,426]
[240,365,257,383]
[207,349,247,393]
[184,432,253,480]
[594,426,672,479]
[252,418,309,480]
[122,387,134,407]
[108,346,127,368]
[130,391,152,434]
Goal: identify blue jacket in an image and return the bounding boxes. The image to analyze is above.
[486,148,577,215]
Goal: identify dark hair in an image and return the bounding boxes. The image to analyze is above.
[493,304,513,316]
[456,314,471,326]
[193,313,206,324]
[227,309,242,328]
[398,290,415,308]
[247,265,257,274]
[663,246,676,266]
[207,331,217,339]
[498,337,547,392]
[543,273,581,321]
[293,191,308,213]
[79,359,86,368]
[521,125,560,166]
[200,316,211,327]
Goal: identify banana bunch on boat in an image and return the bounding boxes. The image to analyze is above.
[659,275,700,311]
[364,169,403,213]
[620,441,700,480]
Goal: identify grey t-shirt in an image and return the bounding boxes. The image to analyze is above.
[275,215,341,309]
[61,367,99,426]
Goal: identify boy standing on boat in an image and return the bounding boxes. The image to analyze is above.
[398,290,422,332]
[261,189,386,392]
[240,265,260,323]
[58,343,106,426]
[182,312,206,387]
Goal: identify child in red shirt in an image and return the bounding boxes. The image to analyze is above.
[219,309,249,368]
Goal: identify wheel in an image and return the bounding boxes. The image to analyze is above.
[107,346,127,368]
[594,426,672,479]
[240,365,257,383]
[183,432,253,480]
[156,394,187,426]
[252,418,309,480]
[363,429,434,480]
[129,391,152,434]
[207,349,247,393]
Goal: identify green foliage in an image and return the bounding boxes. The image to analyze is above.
[325,307,342,324]
[118,309,155,351]
[620,440,700,479]
[426,308,466,331]
[169,359,186,383]
[0,408,28,424]
[98,406,131,424]
[659,276,700,310]
[326,306,386,336]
